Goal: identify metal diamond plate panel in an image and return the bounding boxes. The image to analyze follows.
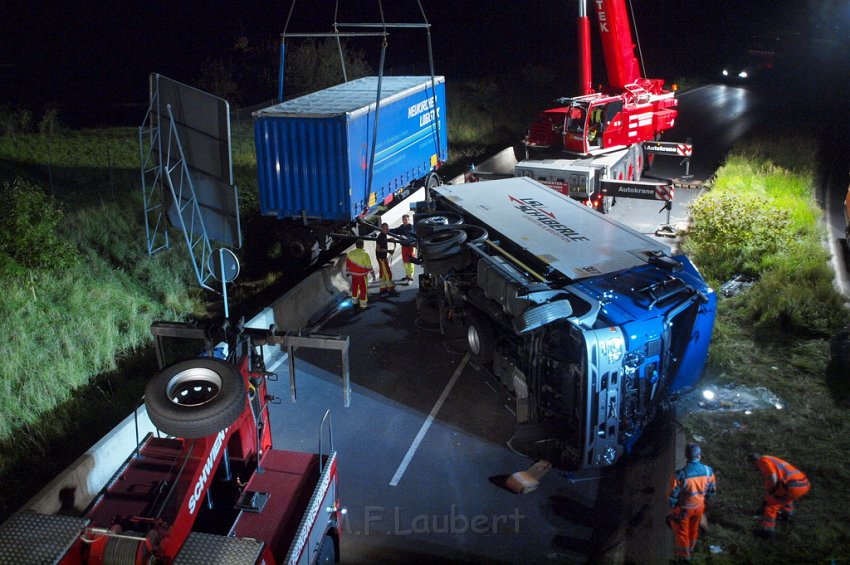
[0,511,88,565]
[173,531,264,565]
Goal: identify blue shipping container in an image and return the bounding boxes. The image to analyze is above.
[253,76,448,223]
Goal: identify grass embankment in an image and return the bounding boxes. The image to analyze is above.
[0,91,523,518]
[680,137,850,563]
[0,128,214,517]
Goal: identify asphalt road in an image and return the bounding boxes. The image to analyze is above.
[606,85,762,242]
[265,281,677,564]
[260,84,791,563]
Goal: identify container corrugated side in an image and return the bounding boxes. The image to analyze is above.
[254,76,447,222]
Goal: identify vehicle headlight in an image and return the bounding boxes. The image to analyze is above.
[738,71,748,78]
[722,69,729,76]
[606,338,624,364]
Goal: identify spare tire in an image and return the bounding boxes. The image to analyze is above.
[145,358,247,439]
[414,212,463,237]
[421,229,468,258]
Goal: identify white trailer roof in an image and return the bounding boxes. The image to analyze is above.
[435,177,670,280]
[254,76,444,120]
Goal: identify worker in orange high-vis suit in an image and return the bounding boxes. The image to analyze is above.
[344,239,375,309]
[747,452,810,538]
[667,443,716,562]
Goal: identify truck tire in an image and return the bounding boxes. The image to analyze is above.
[414,212,463,238]
[461,225,488,245]
[421,229,468,258]
[316,534,337,564]
[282,227,320,267]
[145,358,247,439]
[466,312,496,364]
[426,172,441,189]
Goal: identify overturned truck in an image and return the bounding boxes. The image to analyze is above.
[415,177,716,468]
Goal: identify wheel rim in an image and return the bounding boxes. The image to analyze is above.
[467,324,481,355]
[166,367,223,407]
[421,215,452,227]
[288,240,308,259]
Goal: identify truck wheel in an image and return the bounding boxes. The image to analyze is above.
[414,212,463,237]
[462,225,488,245]
[466,312,495,364]
[316,534,337,564]
[282,227,320,267]
[421,229,468,258]
[144,358,247,439]
[426,172,441,189]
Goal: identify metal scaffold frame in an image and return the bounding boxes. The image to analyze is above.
[139,77,216,291]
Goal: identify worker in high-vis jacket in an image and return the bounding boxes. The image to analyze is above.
[667,443,716,562]
[747,452,810,538]
[344,239,375,309]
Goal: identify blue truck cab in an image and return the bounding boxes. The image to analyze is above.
[415,177,716,468]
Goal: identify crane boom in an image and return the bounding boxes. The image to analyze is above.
[594,0,642,90]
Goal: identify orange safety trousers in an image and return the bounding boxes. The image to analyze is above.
[400,246,415,278]
[350,275,368,305]
[377,257,395,290]
[761,482,810,530]
[668,506,704,561]
[757,456,810,531]
[346,249,372,306]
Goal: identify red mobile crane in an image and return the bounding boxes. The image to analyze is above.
[518,0,686,214]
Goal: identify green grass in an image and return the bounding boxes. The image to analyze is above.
[678,137,850,562]
[683,137,846,337]
[0,194,204,438]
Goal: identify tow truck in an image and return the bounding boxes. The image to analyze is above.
[0,320,342,565]
[519,0,691,216]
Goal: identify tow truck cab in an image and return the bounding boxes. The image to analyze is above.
[416,177,715,468]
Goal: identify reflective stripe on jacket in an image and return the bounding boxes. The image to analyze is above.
[758,456,809,492]
[668,461,717,510]
[346,248,372,276]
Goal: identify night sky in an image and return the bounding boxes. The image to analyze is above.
[1,1,844,127]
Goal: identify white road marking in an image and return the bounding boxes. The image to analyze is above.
[389,353,470,487]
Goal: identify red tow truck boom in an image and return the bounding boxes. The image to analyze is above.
[0,321,343,565]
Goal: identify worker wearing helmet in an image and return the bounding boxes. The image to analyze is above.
[344,239,375,309]
[667,443,716,562]
[747,452,810,538]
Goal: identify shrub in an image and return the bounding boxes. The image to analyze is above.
[684,138,847,339]
[0,178,77,271]
[685,190,793,281]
